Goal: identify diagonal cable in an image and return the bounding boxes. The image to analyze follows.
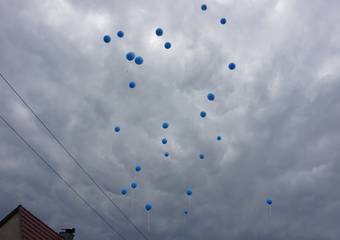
[0,114,128,240]
[0,72,149,240]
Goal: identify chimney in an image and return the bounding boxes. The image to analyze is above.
[59,228,75,240]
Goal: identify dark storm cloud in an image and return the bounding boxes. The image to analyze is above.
[1,0,340,239]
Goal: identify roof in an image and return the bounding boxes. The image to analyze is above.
[0,205,63,240]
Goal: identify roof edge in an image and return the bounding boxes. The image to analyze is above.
[0,205,62,240]
[18,205,62,239]
[0,205,22,228]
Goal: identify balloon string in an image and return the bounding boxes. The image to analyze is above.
[269,205,271,217]
[112,133,114,155]
[187,196,192,213]
[147,212,150,233]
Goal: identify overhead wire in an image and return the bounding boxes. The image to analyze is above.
[0,71,150,240]
[0,113,128,240]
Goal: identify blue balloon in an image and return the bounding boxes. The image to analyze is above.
[162,122,169,129]
[186,188,193,196]
[200,111,207,118]
[135,165,142,172]
[145,202,152,211]
[164,152,169,157]
[114,126,120,133]
[228,62,236,70]
[164,42,171,49]
[129,81,136,89]
[117,30,124,38]
[135,56,144,65]
[131,182,138,189]
[201,4,207,11]
[126,52,135,61]
[162,138,168,144]
[183,209,188,215]
[266,199,273,205]
[199,154,205,160]
[155,28,163,36]
[220,18,227,24]
[207,93,215,101]
[103,35,111,43]
[217,136,222,141]
[121,188,128,195]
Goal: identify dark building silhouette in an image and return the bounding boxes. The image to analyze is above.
[0,205,75,240]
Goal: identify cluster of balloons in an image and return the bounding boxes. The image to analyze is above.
[155,27,172,49]
[162,122,169,158]
[185,188,193,214]
[103,31,145,66]
[199,2,239,145]
[199,3,236,70]
[162,123,170,154]
[201,4,228,26]
[125,52,141,89]
[103,30,125,43]
[120,165,142,197]
[126,52,144,65]
[118,163,155,231]
[106,2,245,233]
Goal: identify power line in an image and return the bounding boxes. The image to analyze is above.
[0,114,127,240]
[0,72,150,240]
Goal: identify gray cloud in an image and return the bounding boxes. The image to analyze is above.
[1,0,340,239]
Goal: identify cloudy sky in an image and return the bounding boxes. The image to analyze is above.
[1,0,340,239]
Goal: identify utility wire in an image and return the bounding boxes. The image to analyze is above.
[0,114,127,240]
[0,72,149,240]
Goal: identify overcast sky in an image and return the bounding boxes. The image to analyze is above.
[1,0,340,239]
